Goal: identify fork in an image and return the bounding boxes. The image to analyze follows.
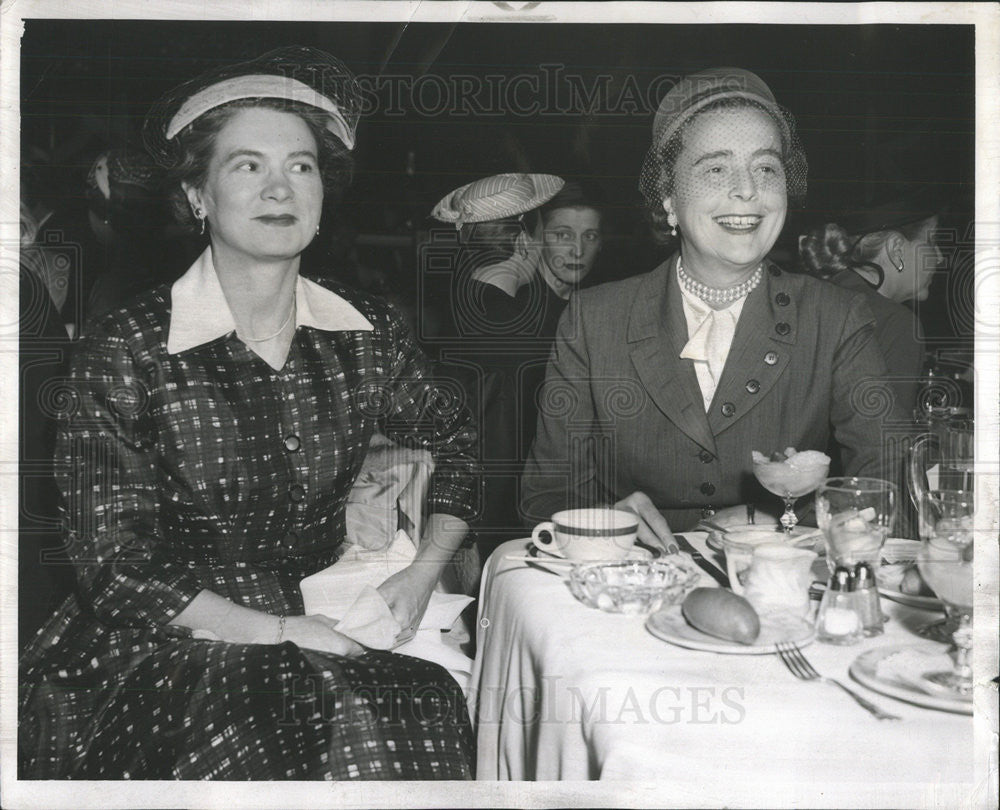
[775,642,901,721]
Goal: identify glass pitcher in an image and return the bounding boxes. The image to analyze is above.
[908,409,974,515]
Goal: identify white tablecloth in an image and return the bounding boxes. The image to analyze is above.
[469,535,975,805]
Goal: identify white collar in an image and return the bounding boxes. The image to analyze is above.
[166,247,373,354]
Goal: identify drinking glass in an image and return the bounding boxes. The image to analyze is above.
[815,477,897,573]
[916,489,974,694]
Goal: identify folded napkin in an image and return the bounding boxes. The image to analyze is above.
[395,627,476,679]
[393,594,475,696]
[875,647,957,691]
[300,530,476,693]
[329,586,474,651]
[345,436,433,551]
[419,591,476,630]
[333,585,403,649]
[300,530,475,624]
[300,529,417,618]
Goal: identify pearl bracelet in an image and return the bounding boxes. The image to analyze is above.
[275,615,287,645]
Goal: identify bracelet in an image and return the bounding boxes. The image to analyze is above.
[275,614,287,645]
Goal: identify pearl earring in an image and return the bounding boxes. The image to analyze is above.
[667,211,678,237]
[193,206,206,236]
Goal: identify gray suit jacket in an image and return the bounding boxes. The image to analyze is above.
[521,256,900,532]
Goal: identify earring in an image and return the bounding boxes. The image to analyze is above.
[667,211,678,237]
[315,224,321,236]
[193,206,206,236]
[896,258,905,273]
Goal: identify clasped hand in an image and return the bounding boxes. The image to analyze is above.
[377,563,438,645]
[281,614,364,657]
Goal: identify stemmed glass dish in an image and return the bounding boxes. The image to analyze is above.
[752,449,831,533]
[915,489,974,694]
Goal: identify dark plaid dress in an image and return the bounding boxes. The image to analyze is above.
[18,276,479,780]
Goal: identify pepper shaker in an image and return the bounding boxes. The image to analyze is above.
[815,565,863,645]
[853,562,885,637]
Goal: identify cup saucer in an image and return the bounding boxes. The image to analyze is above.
[527,543,657,575]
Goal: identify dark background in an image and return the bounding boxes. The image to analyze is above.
[16,18,977,643]
[20,19,976,346]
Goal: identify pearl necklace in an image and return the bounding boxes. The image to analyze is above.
[677,257,762,306]
[239,296,296,343]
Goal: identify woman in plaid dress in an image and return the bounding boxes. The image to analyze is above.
[19,47,478,780]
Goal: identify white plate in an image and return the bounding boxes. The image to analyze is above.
[526,543,656,576]
[705,524,816,552]
[645,604,815,654]
[709,534,921,557]
[849,644,973,714]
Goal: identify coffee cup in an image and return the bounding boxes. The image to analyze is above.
[531,508,639,562]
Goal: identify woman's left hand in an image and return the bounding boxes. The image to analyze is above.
[377,562,439,644]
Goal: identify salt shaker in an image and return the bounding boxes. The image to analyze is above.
[815,565,863,645]
[852,562,884,636]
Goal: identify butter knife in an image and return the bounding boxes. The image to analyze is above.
[674,533,731,589]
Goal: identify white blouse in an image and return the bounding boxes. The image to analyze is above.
[677,270,749,411]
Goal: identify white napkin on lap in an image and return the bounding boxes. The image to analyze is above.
[300,530,475,629]
[299,530,415,618]
[333,585,402,649]
[299,529,476,693]
[419,592,475,630]
[395,628,476,676]
[316,585,474,652]
[345,440,433,551]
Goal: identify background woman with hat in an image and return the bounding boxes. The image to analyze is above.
[428,173,560,557]
[82,147,182,326]
[513,179,606,460]
[428,175,605,555]
[798,185,947,415]
[19,46,477,779]
[522,67,902,544]
[429,172,564,334]
[536,180,606,306]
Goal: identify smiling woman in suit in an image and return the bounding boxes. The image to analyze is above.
[521,68,900,548]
